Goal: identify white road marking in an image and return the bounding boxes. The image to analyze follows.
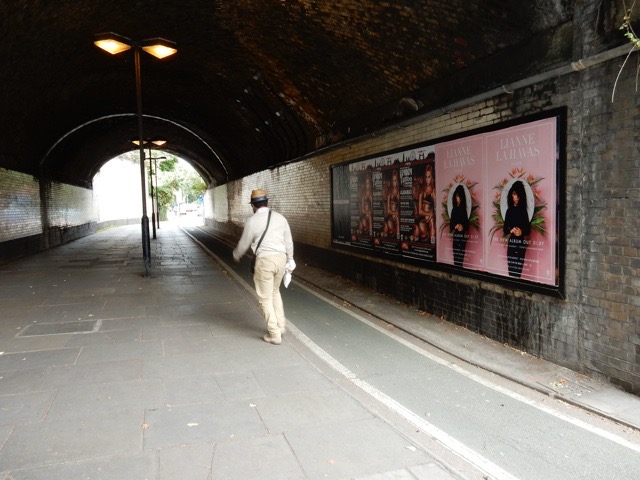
[293,280,640,456]
[286,321,519,480]
[186,227,640,478]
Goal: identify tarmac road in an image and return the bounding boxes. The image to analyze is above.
[185,224,640,480]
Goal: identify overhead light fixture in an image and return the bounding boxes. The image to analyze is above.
[141,38,177,59]
[94,33,177,60]
[132,138,167,146]
[94,32,132,55]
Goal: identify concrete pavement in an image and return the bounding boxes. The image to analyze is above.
[0,222,639,479]
[0,223,464,479]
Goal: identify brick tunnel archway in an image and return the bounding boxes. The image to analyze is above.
[39,114,227,190]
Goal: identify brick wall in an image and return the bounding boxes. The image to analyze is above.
[577,60,640,392]
[0,168,42,243]
[207,50,640,393]
[0,168,98,261]
[47,182,94,228]
[0,158,153,263]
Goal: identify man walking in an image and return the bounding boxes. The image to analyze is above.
[233,189,295,345]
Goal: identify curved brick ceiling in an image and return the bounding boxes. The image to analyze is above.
[0,0,574,187]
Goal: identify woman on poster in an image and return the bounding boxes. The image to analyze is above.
[502,180,531,278]
[359,169,373,235]
[414,163,436,243]
[449,184,469,267]
[383,169,400,238]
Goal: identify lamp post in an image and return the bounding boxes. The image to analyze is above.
[152,155,165,230]
[148,147,157,240]
[94,32,177,277]
[133,139,166,239]
[148,154,167,235]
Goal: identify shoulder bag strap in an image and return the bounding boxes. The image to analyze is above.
[254,210,272,256]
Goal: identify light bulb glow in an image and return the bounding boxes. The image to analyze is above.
[141,44,177,59]
[94,38,132,55]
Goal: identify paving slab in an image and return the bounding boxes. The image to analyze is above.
[0,410,143,469]
[0,348,81,372]
[40,358,144,388]
[142,401,266,449]
[0,390,54,424]
[6,453,158,480]
[211,434,306,480]
[158,444,214,480]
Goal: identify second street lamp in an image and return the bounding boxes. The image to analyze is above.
[151,155,166,231]
[133,139,166,239]
[94,32,177,277]
[153,155,164,231]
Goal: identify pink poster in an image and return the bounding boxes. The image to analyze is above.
[435,135,485,270]
[332,112,561,289]
[484,118,557,285]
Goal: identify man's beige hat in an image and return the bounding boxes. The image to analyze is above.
[250,189,268,204]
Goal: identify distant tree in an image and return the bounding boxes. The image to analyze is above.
[158,158,177,172]
[156,185,174,220]
[155,156,206,215]
[182,175,206,203]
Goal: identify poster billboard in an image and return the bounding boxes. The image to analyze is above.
[331,110,563,292]
[435,134,484,271]
[483,118,557,284]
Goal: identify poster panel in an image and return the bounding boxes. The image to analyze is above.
[400,147,436,263]
[348,160,374,250]
[483,118,557,285]
[331,163,351,244]
[435,135,484,270]
[330,111,561,291]
[373,162,402,257]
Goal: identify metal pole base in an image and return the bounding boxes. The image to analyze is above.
[142,216,151,277]
[151,213,157,239]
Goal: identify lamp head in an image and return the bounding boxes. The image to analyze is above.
[94,32,132,55]
[132,138,167,147]
[141,38,177,59]
[94,33,177,59]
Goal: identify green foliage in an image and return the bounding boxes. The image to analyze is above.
[154,155,206,215]
[613,1,640,101]
[158,158,177,172]
[156,185,174,220]
[182,176,206,203]
[621,2,640,47]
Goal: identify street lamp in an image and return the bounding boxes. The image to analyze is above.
[152,155,166,231]
[133,139,166,239]
[94,32,177,277]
